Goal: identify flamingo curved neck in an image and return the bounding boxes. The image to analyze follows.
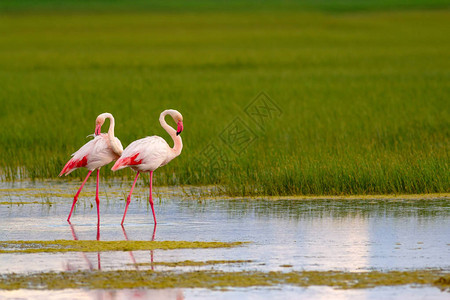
[105,114,123,156]
[159,111,183,156]
[102,114,113,136]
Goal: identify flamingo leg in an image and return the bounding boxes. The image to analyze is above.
[149,171,157,224]
[67,170,93,222]
[151,224,157,241]
[121,171,140,225]
[96,169,100,224]
[96,221,101,241]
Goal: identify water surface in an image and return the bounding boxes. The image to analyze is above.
[0,181,448,298]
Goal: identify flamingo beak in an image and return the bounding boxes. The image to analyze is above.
[95,124,102,136]
[176,121,183,136]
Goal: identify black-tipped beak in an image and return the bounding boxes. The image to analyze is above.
[176,121,183,136]
[95,124,101,136]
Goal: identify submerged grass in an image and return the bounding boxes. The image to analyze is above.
[131,260,253,267]
[0,1,448,196]
[0,240,246,254]
[0,269,448,290]
[0,201,42,205]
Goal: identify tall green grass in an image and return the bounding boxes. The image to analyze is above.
[0,3,448,195]
[0,0,448,13]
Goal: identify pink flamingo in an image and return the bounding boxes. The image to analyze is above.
[112,109,183,225]
[60,113,123,223]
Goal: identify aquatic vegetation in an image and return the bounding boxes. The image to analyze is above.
[189,191,450,201]
[435,277,450,291]
[0,269,448,290]
[131,260,253,267]
[0,201,41,205]
[0,240,247,254]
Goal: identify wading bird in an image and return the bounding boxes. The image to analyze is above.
[60,113,123,223]
[112,109,184,225]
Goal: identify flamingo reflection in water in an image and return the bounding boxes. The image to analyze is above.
[64,223,156,271]
[65,222,101,271]
[122,225,157,271]
[63,224,183,299]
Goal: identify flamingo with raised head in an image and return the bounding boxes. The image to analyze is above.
[60,113,123,223]
[112,109,183,225]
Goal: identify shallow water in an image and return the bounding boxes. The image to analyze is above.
[0,180,449,298]
[0,286,448,300]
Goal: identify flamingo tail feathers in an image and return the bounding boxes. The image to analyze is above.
[59,156,88,176]
[112,153,141,171]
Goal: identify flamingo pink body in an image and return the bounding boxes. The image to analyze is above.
[112,109,184,225]
[60,113,123,223]
[59,134,122,176]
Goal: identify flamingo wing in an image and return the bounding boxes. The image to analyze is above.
[59,138,96,176]
[59,135,118,176]
[112,136,170,172]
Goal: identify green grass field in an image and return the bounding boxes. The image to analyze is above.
[0,1,448,195]
[0,0,448,12]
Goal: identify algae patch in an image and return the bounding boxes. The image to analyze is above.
[0,270,448,290]
[131,260,253,267]
[0,201,42,205]
[0,240,247,253]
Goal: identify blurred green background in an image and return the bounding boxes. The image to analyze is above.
[0,0,448,195]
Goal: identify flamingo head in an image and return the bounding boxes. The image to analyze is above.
[172,112,183,136]
[95,114,107,136]
[161,109,184,136]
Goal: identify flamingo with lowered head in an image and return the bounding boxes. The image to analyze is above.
[60,113,123,223]
[112,109,183,225]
